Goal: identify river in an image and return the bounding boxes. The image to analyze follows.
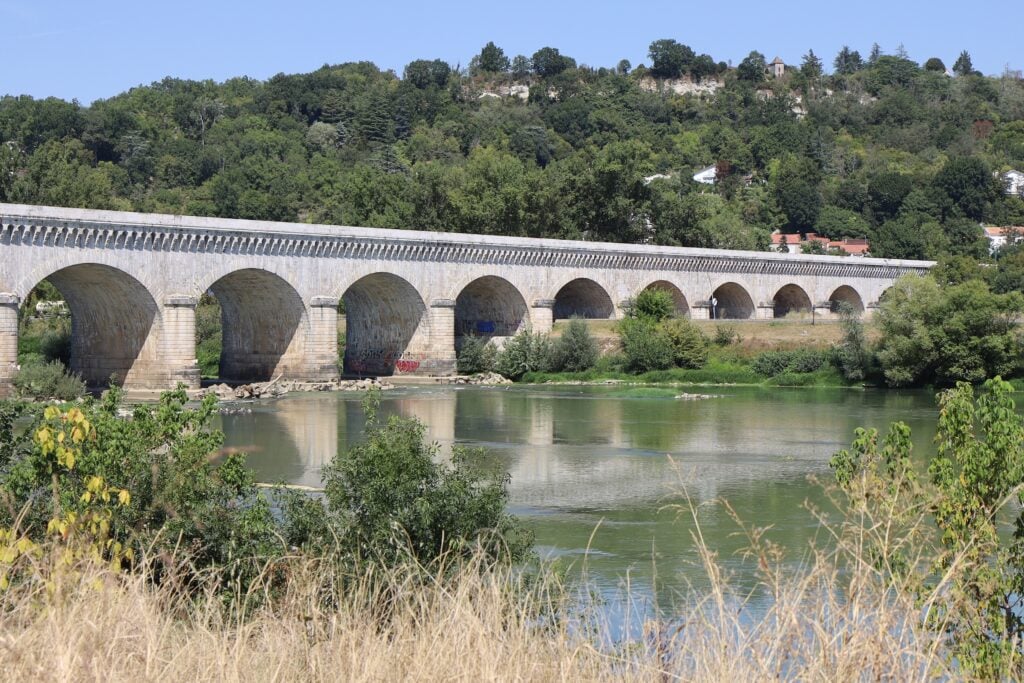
[217,384,941,608]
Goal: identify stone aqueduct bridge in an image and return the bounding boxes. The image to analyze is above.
[0,203,933,393]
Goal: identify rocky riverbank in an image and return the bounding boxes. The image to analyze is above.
[199,377,392,401]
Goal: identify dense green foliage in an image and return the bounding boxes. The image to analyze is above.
[549,319,598,373]
[875,275,1024,386]
[0,387,529,593]
[3,41,1023,258]
[831,378,1024,677]
[456,336,497,374]
[11,360,86,400]
[494,330,553,379]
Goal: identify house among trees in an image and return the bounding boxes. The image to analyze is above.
[692,165,717,184]
[1002,170,1024,196]
[771,231,870,256]
[984,226,1024,252]
[770,56,786,79]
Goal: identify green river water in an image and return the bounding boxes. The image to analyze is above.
[217,384,943,607]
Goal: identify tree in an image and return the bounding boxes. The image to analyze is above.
[301,391,532,568]
[550,319,598,373]
[476,41,510,74]
[772,156,822,232]
[933,157,999,221]
[616,59,631,75]
[800,49,823,81]
[628,288,675,321]
[875,275,1024,386]
[618,318,674,372]
[660,318,709,369]
[868,172,914,222]
[953,50,975,77]
[510,55,532,79]
[868,43,882,65]
[531,47,575,78]
[403,59,451,89]
[830,377,1024,678]
[833,46,864,75]
[816,205,870,239]
[736,51,767,82]
[648,39,695,79]
[924,57,946,72]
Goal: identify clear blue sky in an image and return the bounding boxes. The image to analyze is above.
[2,0,1018,104]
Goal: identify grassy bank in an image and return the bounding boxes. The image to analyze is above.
[0,521,950,682]
[522,347,852,388]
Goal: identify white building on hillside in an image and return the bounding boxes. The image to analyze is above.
[1002,170,1024,196]
[693,165,717,184]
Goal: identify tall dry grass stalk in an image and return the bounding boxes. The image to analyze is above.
[0,519,959,683]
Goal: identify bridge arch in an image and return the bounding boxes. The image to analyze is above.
[455,276,529,348]
[208,268,308,382]
[23,263,161,388]
[342,273,428,376]
[553,278,615,320]
[772,284,813,318]
[641,281,690,317]
[710,282,755,320]
[828,285,865,314]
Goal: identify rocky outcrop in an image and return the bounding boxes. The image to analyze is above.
[199,377,392,401]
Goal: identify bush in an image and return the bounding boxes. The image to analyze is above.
[751,350,826,377]
[619,318,674,372]
[626,288,675,322]
[0,388,280,591]
[712,325,742,346]
[549,319,597,373]
[832,302,870,381]
[284,391,532,568]
[457,336,497,375]
[876,275,1024,387]
[12,360,86,400]
[495,330,551,380]
[195,295,222,377]
[660,318,709,369]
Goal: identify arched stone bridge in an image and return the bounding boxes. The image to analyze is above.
[0,203,933,393]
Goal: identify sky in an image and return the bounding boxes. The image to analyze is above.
[1,0,1019,104]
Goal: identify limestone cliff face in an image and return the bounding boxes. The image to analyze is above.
[637,76,723,96]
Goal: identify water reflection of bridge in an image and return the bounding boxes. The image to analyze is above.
[219,388,932,508]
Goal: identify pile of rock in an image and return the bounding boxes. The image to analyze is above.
[199,377,392,401]
[447,372,513,386]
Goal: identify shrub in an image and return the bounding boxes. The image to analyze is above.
[660,318,709,369]
[284,391,532,568]
[626,288,675,322]
[751,350,826,377]
[549,319,597,373]
[830,378,1024,677]
[12,360,86,400]
[619,318,674,372]
[832,302,870,381]
[0,388,280,590]
[712,324,742,346]
[457,336,497,374]
[494,330,551,380]
[876,275,1024,387]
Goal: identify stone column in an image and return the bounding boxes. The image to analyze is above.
[0,294,20,398]
[690,302,711,320]
[426,299,456,375]
[162,295,201,389]
[757,302,776,319]
[306,296,340,381]
[813,302,834,322]
[531,299,555,334]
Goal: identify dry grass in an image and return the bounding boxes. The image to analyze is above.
[0,519,958,682]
